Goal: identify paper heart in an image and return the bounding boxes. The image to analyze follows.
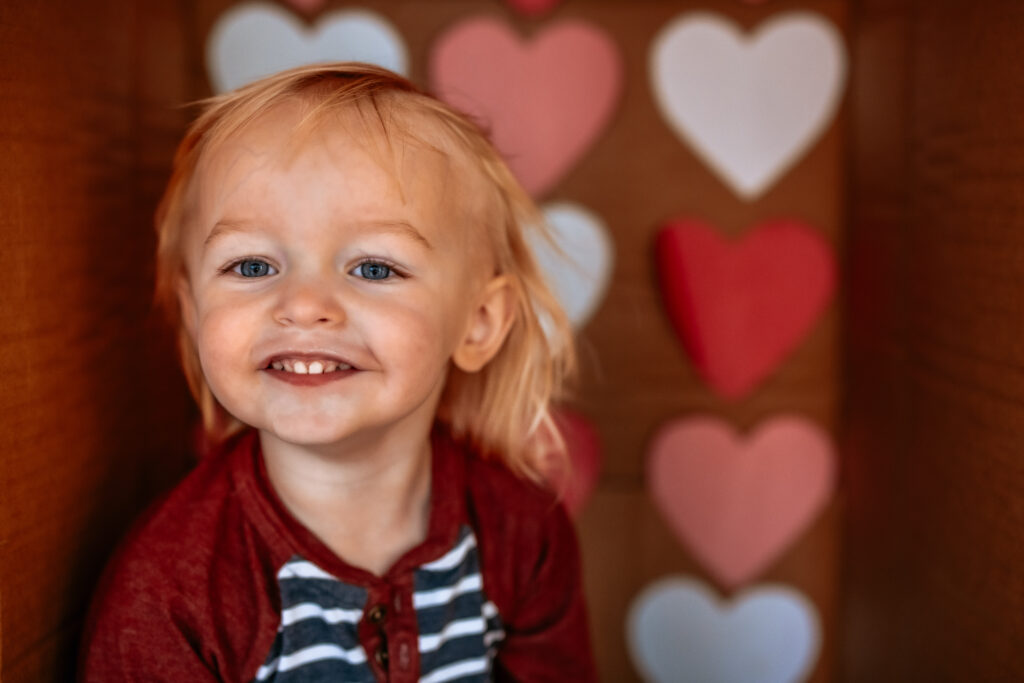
[504,0,563,17]
[627,576,821,683]
[528,201,613,330]
[656,219,835,398]
[284,0,328,13]
[431,18,621,197]
[207,3,408,94]
[541,409,602,517]
[650,12,846,199]
[647,416,836,588]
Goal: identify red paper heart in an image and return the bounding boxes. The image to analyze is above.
[542,409,602,517]
[430,18,621,197]
[504,0,563,17]
[655,219,835,398]
[648,417,836,588]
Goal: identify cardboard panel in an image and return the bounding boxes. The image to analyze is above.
[845,0,1024,678]
[0,2,195,680]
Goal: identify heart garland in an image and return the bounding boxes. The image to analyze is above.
[627,576,821,683]
[206,3,408,93]
[655,219,835,399]
[529,201,614,330]
[430,17,621,197]
[542,409,602,518]
[650,12,846,199]
[647,416,836,588]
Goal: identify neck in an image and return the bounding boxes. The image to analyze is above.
[259,423,435,574]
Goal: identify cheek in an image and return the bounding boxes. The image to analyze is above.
[371,304,453,366]
[194,304,253,379]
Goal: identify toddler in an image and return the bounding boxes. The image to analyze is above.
[80,63,595,682]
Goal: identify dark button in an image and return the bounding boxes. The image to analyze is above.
[375,646,389,667]
[368,604,387,624]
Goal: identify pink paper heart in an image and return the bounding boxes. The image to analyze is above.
[655,219,835,398]
[504,0,563,17]
[284,0,328,13]
[430,18,621,197]
[648,416,836,588]
[541,409,602,517]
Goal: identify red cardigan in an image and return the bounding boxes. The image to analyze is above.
[79,428,596,682]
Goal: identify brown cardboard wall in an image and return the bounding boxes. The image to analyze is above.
[0,1,196,680]
[1,1,846,681]
[843,0,1024,679]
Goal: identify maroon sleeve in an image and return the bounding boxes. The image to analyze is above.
[492,502,597,682]
[77,440,280,683]
[463,451,597,682]
[78,537,222,682]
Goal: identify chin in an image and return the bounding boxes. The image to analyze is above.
[262,420,352,447]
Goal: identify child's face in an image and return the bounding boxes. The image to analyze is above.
[178,102,499,449]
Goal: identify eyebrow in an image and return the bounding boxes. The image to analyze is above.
[204,218,258,246]
[203,218,433,250]
[361,219,433,250]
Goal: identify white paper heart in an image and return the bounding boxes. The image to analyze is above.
[650,12,846,199]
[529,201,613,330]
[207,2,408,94]
[627,576,820,683]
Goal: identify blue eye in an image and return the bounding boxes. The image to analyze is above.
[233,259,276,278]
[355,262,393,280]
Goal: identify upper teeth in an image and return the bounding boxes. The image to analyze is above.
[271,359,352,374]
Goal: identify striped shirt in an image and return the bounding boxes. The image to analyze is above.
[255,528,505,682]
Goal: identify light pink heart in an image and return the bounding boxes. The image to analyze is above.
[504,0,563,17]
[430,18,621,197]
[648,416,836,588]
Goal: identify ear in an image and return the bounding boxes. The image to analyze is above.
[452,275,516,373]
[176,275,198,340]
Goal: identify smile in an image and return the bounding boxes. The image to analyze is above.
[267,358,352,374]
[261,353,360,386]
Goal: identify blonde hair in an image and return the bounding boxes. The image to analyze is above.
[154,63,575,481]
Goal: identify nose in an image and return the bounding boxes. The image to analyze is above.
[272,275,346,328]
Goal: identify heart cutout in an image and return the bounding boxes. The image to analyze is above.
[650,12,846,199]
[656,219,834,398]
[430,17,621,197]
[504,0,563,17]
[540,409,602,518]
[529,201,613,330]
[647,416,836,588]
[627,576,821,683]
[207,3,408,94]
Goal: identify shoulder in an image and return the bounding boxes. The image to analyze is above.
[463,452,561,520]
[463,453,573,560]
[457,449,597,681]
[80,433,274,681]
[460,449,579,597]
[111,442,242,579]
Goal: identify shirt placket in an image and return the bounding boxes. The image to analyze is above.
[364,580,420,682]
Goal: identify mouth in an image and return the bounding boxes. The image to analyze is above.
[261,353,359,385]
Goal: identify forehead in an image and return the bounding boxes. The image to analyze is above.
[195,98,490,215]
